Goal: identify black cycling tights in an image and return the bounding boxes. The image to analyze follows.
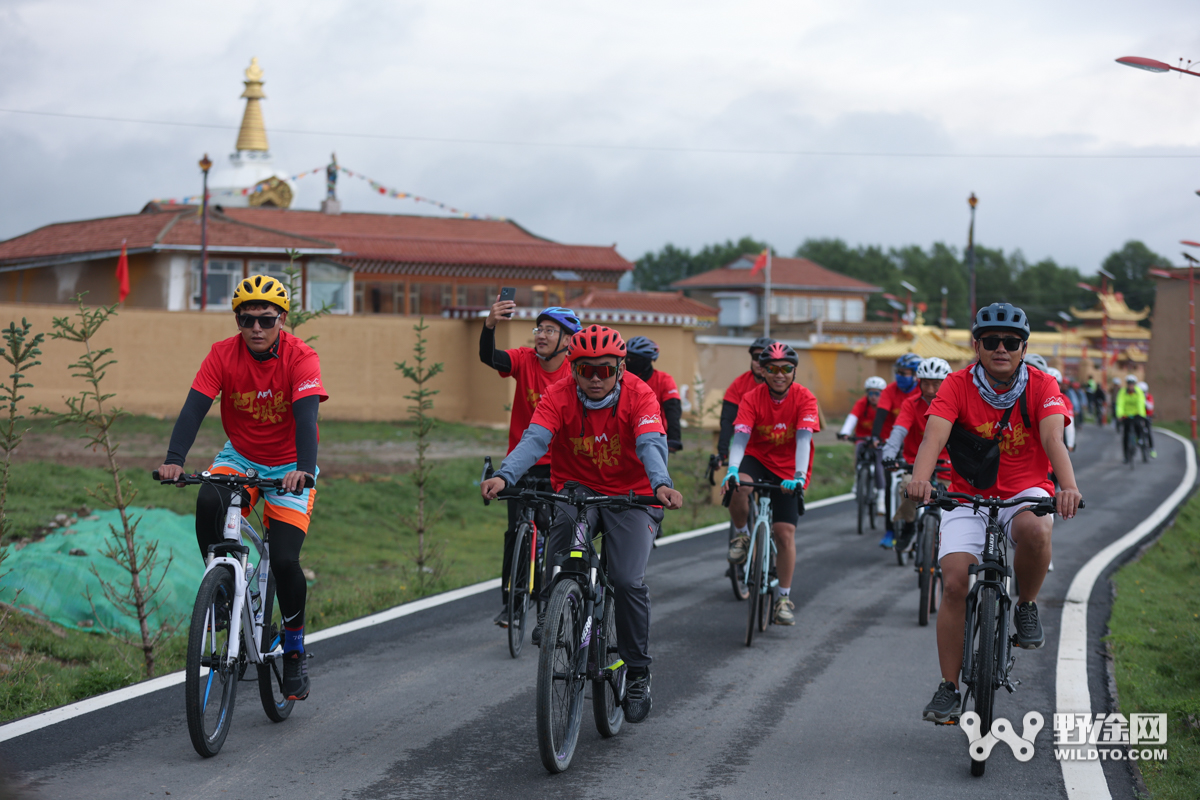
[196,483,307,629]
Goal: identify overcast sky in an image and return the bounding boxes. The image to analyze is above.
[3,0,1200,273]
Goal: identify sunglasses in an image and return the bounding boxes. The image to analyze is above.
[866,390,881,397]
[574,363,618,380]
[765,364,795,375]
[237,313,281,329]
[978,336,1023,352]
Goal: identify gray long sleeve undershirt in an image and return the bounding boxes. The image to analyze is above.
[728,429,813,480]
[881,425,908,462]
[495,424,674,493]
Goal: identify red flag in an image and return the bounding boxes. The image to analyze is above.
[115,240,130,303]
[750,248,769,275]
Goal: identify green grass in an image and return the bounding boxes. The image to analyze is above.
[0,423,854,723]
[1106,481,1200,798]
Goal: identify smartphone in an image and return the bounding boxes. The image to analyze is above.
[498,287,516,318]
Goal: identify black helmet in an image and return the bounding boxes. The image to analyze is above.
[749,336,776,354]
[972,302,1030,340]
[758,341,799,366]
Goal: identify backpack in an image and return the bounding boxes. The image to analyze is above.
[945,388,1030,490]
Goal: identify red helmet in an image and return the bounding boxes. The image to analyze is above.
[758,341,799,366]
[568,325,626,361]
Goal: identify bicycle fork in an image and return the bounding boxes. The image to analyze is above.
[202,490,267,667]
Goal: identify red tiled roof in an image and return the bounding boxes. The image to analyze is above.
[0,210,335,264]
[575,290,718,318]
[671,255,879,293]
[217,207,549,243]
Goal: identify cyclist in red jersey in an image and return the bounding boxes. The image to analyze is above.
[625,336,682,452]
[157,275,327,702]
[1140,381,1157,458]
[873,353,922,549]
[907,303,1082,724]
[716,337,775,464]
[881,357,951,554]
[480,298,582,628]
[724,343,821,626]
[481,325,683,724]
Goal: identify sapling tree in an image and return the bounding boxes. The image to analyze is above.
[395,318,445,592]
[33,297,174,677]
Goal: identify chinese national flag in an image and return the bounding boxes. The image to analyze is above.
[750,248,769,275]
[115,240,130,303]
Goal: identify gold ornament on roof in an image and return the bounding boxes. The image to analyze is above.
[236,57,269,152]
[248,176,293,209]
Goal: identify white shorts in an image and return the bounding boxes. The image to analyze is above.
[937,487,1050,562]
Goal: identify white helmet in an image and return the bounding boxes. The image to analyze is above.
[1138,381,1149,393]
[1024,353,1048,371]
[1045,367,1063,383]
[915,357,952,380]
[864,376,887,391]
[1126,374,1138,384]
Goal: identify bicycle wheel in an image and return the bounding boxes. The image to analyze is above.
[256,571,295,723]
[592,592,625,738]
[507,523,532,659]
[536,579,587,773]
[855,465,869,535]
[185,567,239,758]
[969,585,999,777]
[917,515,938,627]
[727,525,750,601]
[758,536,773,633]
[1141,425,1151,462]
[745,532,763,647]
[1123,422,1136,467]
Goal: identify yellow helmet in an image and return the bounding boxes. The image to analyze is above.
[231,274,290,313]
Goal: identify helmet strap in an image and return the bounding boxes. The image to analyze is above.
[537,329,569,362]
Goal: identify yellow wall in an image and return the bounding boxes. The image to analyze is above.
[0,303,700,426]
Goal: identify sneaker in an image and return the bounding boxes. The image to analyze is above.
[773,596,796,625]
[1014,601,1044,649]
[878,530,895,549]
[922,680,961,723]
[623,671,653,723]
[728,534,750,564]
[493,607,510,629]
[282,652,310,701]
[530,611,547,647]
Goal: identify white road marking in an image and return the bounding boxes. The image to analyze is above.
[1057,428,1196,799]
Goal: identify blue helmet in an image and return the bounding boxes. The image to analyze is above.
[626,336,659,361]
[972,302,1030,340]
[535,306,582,335]
[895,353,922,374]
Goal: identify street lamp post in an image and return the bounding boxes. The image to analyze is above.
[199,154,213,310]
[967,193,978,319]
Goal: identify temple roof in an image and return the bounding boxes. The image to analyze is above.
[861,324,975,361]
[1069,289,1150,322]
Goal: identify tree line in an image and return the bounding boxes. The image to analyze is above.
[633,237,1166,332]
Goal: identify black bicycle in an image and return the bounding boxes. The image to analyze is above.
[925,489,1079,777]
[910,464,950,627]
[154,469,313,758]
[482,457,554,658]
[852,438,879,535]
[1121,416,1150,467]
[497,484,659,773]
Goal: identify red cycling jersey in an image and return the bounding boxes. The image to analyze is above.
[500,347,571,465]
[191,331,328,467]
[877,381,919,439]
[528,372,666,495]
[733,382,822,483]
[894,393,947,464]
[723,370,763,404]
[644,369,680,412]
[927,367,1071,498]
[849,395,877,439]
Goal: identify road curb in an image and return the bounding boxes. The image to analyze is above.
[1056,427,1196,800]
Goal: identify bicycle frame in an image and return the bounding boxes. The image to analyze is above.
[959,506,1015,706]
[745,490,778,601]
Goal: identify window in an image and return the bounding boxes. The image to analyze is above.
[810,297,825,320]
[792,296,810,321]
[190,259,242,310]
[846,298,865,323]
[409,283,451,316]
[306,261,352,314]
[827,298,845,322]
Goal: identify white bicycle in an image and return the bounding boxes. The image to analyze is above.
[154,469,313,758]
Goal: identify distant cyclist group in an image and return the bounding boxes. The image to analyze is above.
[156,278,1170,774]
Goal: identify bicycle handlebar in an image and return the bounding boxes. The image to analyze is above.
[926,488,1084,515]
[152,469,314,493]
[494,486,660,508]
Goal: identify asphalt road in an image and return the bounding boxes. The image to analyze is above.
[1,424,1187,799]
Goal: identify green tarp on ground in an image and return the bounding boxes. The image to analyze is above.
[0,508,206,635]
